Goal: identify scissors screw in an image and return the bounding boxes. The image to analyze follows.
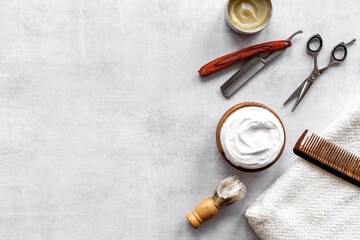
[311,74,316,80]
[284,42,289,47]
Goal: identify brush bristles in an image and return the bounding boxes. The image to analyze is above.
[211,175,246,209]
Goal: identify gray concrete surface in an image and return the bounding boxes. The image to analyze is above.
[0,0,359,239]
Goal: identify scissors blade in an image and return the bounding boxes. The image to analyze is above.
[292,79,313,112]
[221,56,265,97]
[283,79,307,105]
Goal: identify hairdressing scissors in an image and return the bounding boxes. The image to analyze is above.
[284,34,356,112]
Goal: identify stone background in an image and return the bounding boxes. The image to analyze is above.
[0,0,359,239]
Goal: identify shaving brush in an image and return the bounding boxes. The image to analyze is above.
[186,175,246,229]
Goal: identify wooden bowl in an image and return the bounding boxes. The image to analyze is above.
[216,102,286,172]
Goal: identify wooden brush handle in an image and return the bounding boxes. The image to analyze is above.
[186,198,219,229]
[198,40,292,76]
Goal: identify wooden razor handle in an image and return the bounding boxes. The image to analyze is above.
[198,40,292,76]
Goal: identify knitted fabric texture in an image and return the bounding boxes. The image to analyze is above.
[245,105,360,240]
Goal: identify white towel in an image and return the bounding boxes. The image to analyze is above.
[245,105,360,240]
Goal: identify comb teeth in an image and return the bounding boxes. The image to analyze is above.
[294,130,360,187]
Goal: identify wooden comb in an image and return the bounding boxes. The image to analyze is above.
[294,129,360,187]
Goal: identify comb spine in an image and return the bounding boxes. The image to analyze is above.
[294,132,360,187]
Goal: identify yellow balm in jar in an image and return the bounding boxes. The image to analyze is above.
[226,0,272,34]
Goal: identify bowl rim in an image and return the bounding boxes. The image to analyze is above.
[225,0,273,35]
[216,102,286,172]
